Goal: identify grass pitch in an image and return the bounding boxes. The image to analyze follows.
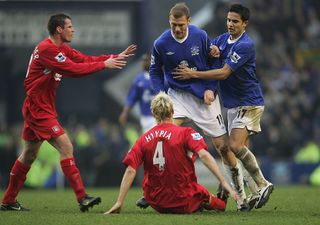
[1,185,319,225]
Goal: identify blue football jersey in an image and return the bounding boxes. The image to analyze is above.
[126,72,156,116]
[150,25,218,99]
[211,32,264,108]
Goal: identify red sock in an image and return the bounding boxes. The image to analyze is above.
[206,194,226,211]
[60,157,87,202]
[2,160,30,204]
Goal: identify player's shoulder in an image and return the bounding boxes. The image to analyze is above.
[183,126,198,133]
[37,38,67,56]
[182,127,204,140]
[37,38,54,52]
[212,32,229,43]
[189,25,206,34]
[217,32,230,40]
[237,32,254,49]
[188,25,208,40]
[175,125,197,135]
[154,29,171,46]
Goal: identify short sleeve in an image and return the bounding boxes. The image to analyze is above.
[225,42,252,71]
[122,137,144,170]
[184,128,208,153]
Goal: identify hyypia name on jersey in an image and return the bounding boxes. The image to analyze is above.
[145,130,172,142]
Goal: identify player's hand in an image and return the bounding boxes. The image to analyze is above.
[172,65,194,80]
[204,90,215,105]
[209,45,220,58]
[104,55,127,69]
[104,202,122,214]
[118,112,128,127]
[118,44,137,58]
[221,180,238,202]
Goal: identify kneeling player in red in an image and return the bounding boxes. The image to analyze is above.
[104,92,237,214]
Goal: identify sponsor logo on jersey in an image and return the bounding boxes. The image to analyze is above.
[191,132,203,140]
[230,51,241,63]
[55,52,66,62]
[191,45,200,56]
[179,60,189,67]
[165,51,175,55]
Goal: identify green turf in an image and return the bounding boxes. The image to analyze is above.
[1,185,319,225]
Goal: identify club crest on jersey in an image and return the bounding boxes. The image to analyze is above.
[230,51,241,63]
[52,125,60,133]
[54,73,62,81]
[191,132,203,140]
[191,45,200,56]
[55,52,66,62]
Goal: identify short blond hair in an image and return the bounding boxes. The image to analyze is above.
[151,92,174,123]
[169,2,190,19]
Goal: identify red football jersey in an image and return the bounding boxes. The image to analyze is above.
[123,123,208,208]
[23,38,113,120]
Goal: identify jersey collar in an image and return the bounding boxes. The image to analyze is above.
[171,27,189,43]
[228,31,245,44]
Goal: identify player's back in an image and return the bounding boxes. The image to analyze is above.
[139,123,206,208]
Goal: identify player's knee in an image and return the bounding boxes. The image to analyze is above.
[219,144,229,156]
[212,137,226,152]
[229,141,243,154]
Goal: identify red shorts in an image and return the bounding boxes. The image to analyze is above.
[22,118,65,141]
[148,183,210,214]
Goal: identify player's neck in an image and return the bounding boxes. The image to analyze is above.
[49,35,64,47]
[229,31,245,43]
[159,118,173,124]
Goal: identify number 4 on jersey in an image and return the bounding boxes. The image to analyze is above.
[153,141,165,171]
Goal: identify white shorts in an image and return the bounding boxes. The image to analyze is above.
[140,115,156,133]
[227,106,264,135]
[168,88,226,137]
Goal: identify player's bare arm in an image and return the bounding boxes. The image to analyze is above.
[173,63,232,80]
[104,166,137,214]
[197,149,238,201]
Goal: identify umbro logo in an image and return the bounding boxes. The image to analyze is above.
[165,52,175,55]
